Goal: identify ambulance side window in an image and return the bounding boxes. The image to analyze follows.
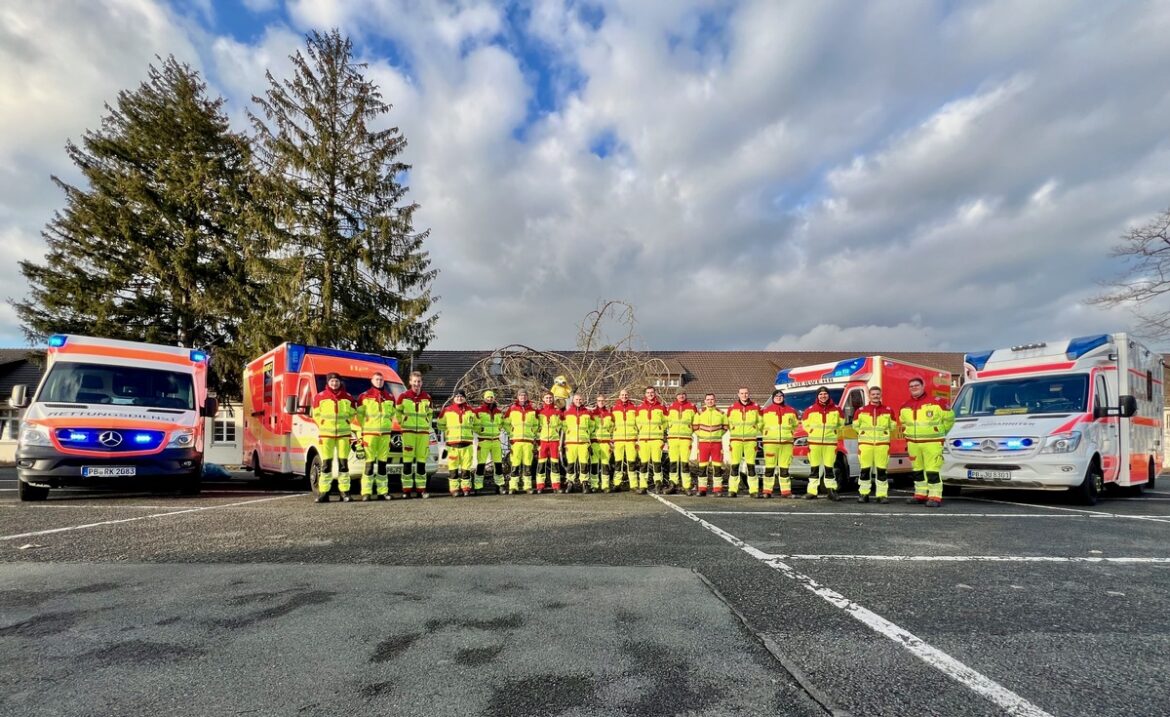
[263,361,274,406]
[1094,374,1108,413]
[298,377,313,414]
[844,389,865,423]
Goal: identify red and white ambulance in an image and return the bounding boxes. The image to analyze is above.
[774,356,953,488]
[942,333,1162,504]
[9,335,216,500]
[242,343,439,494]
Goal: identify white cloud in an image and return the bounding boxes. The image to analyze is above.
[767,322,943,352]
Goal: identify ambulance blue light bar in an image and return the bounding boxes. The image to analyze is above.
[189,350,209,363]
[828,357,866,378]
[1065,334,1109,360]
[775,369,793,387]
[964,349,994,372]
[48,335,68,348]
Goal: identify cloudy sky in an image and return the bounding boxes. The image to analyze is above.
[3,0,1170,353]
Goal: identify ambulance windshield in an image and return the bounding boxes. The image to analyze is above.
[953,375,1089,418]
[782,388,844,414]
[37,362,195,410]
[315,375,405,399]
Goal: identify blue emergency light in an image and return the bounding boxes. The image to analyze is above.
[190,350,209,363]
[48,335,68,348]
[964,350,994,372]
[829,357,866,378]
[1065,334,1109,360]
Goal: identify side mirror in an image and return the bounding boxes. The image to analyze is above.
[201,396,219,418]
[1119,395,1138,418]
[843,406,855,424]
[285,395,298,415]
[9,384,28,409]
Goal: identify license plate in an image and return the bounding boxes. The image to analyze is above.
[83,466,136,477]
[967,469,1010,481]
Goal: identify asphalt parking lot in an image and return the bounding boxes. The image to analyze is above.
[2,467,1169,717]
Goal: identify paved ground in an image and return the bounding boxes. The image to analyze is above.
[2,467,1169,716]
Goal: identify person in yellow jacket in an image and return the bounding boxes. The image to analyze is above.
[666,391,697,493]
[692,393,727,496]
[312,373,357,502]
[537,392,564,492]
[760,390,800,498]
[550,375,573,409]
[503,390,540,494]
[561,393,594,493]
[635,386,668,494]
[474,390,506,494]
[396,371,433,499]
[591,394,616,492]
[854,386,896,503]
[611,389,639,491]
[898,376,955,507]
[439,391,478,497]
[801,386,844,500]
[725,387,762,497]
[356,373,396,501]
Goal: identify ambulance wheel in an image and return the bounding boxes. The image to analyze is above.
[307,454,322,495]
[251,452,271,482]
[178,468,202,496]
[1148,460,1156,490]
[1071,465,1102,506]
[18,479,49,502]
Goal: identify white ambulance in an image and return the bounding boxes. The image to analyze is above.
[942,333,1162,504]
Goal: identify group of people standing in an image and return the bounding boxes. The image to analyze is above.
[310,371,954,507]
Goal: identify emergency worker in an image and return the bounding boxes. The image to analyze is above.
[899,377,954,507]
[854,385,896,503]
[635,386,668,494]
[692,393,727,495]
[503,390,540,494]
[439,391,477,496]
[801,386,844,500]
[592,394,616,491]
[666,391,697,492]
[611,389,639,491]
[356,372,395,500]
[312,372,357,502]
[537,392,564,492]
[561,393,594,492]
[474,390,506,494]
[760,389,800,498]
[396,371,433,499]
[725,387,762,497]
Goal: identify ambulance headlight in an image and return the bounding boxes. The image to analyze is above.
[20,424,52,447]
[167,429,195,448]
[1041,431,1081,454]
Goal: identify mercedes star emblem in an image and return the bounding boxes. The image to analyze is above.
[99,431,123,447]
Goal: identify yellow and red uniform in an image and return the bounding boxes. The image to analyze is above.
[396,389,433,495]
[666,399,697,490]
[591,406,615,490]
[561,404,594,489]
[356,385,395,497]
[692,406,727,494]
[474,402,506,492]
[439,401,477,495]
[801,402,844,496]
[611,398,639,489]
[760,402,799,496]
[503,399,539,493]
[635,398,667,491]
[899,394,954,503]
[537,403,563,491]
[311,386,356,495]
[854,402,896,500]
[726,400,762,496]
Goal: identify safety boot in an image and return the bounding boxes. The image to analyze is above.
[857,494,869,503]
[804,492,817,500]
[363,494,374,502]
[376,494,387,501]
[925,499,941,508]
[826,489,839,502]
[315,493,330,503]
[906,496,925,504]
[339,492,352,503]
[876,497,888,504]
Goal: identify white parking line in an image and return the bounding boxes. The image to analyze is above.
[688,511,1096,518]
[0,494,303,541]
[655,494,1056,717]
[958,496,1170,524]
[768,554,1170,563]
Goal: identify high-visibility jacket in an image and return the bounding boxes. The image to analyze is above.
[635,399,667,440]
[474,403,505,440]
[312,387,356,439]
[692,407,727,442]
[726,400,762,440]
[802,402,844,446]
[356,386,395,436]
[898,395,954,442]
[396,389,432,434]
[538,404,563,441]
[760,403,799,442]
[612,399,639,441]
[562,405,594,445]
[592,407,614,441]
[439,403,477,446]
[666,400,697,438]
[854,403,896,445]
[504,401,539,442]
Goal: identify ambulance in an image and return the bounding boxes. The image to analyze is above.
[942,333,1162,504]
[774,356,953,489]
[242,343,439,494]
[9,335,216,501]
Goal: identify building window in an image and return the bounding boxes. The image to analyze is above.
[0,408,20,441]
[212,416,237,444]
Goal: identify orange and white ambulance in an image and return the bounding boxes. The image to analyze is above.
[242,343,439,493]
[942,333,1163,504]
[9,335,216,501]
[774,356,953,488]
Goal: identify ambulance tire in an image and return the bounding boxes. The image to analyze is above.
[178,466,202,496]
[1071,464,1102,506]
[1148,460,1157,490]
[18,479,49,502]
[251,452,271,483]
[306,454,323,495]
[834,454,854,492]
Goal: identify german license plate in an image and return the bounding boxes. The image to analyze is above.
[83,466,136,477]
[967,469,1010,481]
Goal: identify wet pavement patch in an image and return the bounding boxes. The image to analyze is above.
[370,632,420,663]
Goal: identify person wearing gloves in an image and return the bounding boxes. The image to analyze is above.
[396,371,433,499]
[474,390,507,494]
[899,376,954,507]
[760,389,800,498]
[439,391,478,497]
[312,372,357,502]
[611,389,639,491]
[356,372,395,501]
[691,393,727,496]
[635,386,668,494]
[666,391,697,493]
[591,394,616,492]
[725,387,762,497]
[503,390,540,494]
[537,391,564,492]
[561,393,595,493]
[854,385,896,503]
[801,386,844,500]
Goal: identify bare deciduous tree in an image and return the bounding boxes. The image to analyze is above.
[1091,206,1170,338]
[453,300,669,405]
